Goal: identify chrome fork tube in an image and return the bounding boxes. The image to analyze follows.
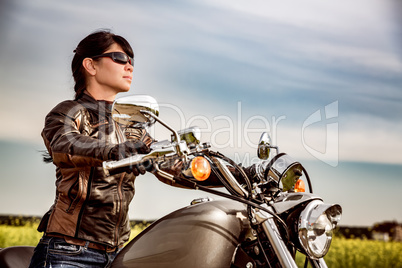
[309,258,328,268]
[255,205,298,268]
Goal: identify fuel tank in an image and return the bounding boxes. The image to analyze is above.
[112,199,252,268]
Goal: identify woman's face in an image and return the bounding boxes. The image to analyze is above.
[92,42,134,94]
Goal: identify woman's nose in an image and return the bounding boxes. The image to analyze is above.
[125,63,133,72]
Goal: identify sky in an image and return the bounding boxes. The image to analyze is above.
[0,0,401,227]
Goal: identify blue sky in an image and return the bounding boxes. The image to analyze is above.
[0,0,401,226]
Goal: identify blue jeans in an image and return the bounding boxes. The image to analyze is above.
[28,236,121,268]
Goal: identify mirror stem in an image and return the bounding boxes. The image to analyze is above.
[140,110,183,155]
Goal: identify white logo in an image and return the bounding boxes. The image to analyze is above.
[302,101,339,167]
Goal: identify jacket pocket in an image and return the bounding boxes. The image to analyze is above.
[65,171,88,213]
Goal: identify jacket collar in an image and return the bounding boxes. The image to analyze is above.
[78,92,113,114]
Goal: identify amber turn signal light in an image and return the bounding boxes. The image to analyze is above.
[294,179,305,192]
[191,156,211,181]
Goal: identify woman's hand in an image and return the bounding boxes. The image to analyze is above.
[108,140,151,160]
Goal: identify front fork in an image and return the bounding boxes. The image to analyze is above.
[254,204,328,268]
[309,258,328,268]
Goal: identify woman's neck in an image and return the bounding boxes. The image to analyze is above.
[85,87,117,102]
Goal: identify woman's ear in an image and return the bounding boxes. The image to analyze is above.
[82,58,97,76]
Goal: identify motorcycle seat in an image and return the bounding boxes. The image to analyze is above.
[0,246,34,268]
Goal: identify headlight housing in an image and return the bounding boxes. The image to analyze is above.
[298,200,342,259]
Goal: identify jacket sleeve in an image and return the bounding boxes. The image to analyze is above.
[42,100,115,168]
[124,127,154,147]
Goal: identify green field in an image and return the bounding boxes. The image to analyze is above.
[1,222,401,268]
[295,237,402,268]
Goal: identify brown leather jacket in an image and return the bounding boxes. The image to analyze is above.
[38,93,151,247]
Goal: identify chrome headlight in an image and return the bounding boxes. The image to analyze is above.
[298,200,342,259]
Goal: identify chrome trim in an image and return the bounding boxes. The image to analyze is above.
[140,110,187,156]
[213,157,249,198]
[154,163,176,184]
[112,95,159,128]
[273,193,321,214]
[255,204,298,268]
[177,126,201,145]
[298,200,342,259]
[102,147,175,176]
[190,197,213,205]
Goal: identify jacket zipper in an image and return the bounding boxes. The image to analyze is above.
[75,167,94,236]
[115,174,125,246]
[114,120,126,246]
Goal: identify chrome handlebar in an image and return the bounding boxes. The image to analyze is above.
[102,146,176,176]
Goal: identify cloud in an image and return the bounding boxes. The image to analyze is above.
[0,0,401,164]
[0,0,401,228]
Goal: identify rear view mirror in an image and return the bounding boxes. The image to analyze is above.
[112,95,159,128]
[257,132,272,160]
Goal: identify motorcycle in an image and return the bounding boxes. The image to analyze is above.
[0,95,342,268]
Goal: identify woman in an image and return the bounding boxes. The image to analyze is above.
[29,30,152,268]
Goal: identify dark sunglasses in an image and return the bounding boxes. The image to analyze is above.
[92,52,134,66]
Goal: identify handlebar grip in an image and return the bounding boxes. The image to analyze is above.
[106,165,134,176]
[103,154,145,176]
[102,146,177,176]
